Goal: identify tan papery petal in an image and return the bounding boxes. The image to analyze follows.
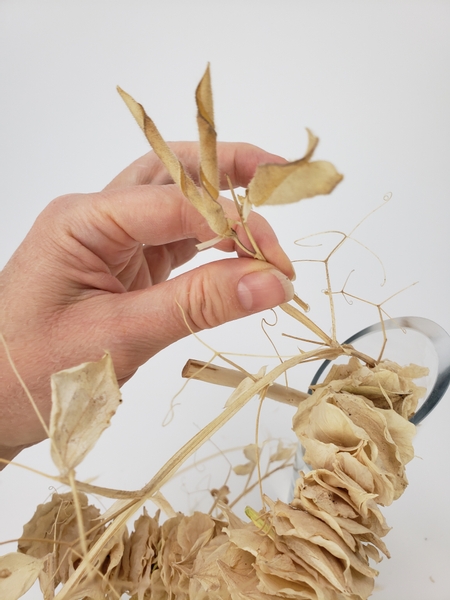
[49,352,121,474]
[118,86,231,238]
[247,130,343,206]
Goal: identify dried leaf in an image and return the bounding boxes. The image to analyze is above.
[190,536,234,600]
[292,471,390,558]
[120,509,160,600]
[254,553,330,600]
[268,498,378,579]
[233,444,259,476]
[117,85,232,238]
[73,525,128,600]
[269,441,296,463]
[211,485,231,506]
[216,558,266,599]
[247,129,343,206]
[158,512,218,598]
[18,492,104,588]
[233,462,255,476]
[49,352,121,474]
[243,444,259,465]
[196,64,219,201]
[0,553,44,600]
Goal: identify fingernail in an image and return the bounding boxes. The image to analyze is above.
[237,269,295,312]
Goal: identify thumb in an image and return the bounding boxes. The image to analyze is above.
[107,258,294,370]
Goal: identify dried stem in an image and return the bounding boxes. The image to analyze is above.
[255,390,267,510]
[280,303,334,346]
[68,470,88,556]
[228,461,294,509]
[182,359,309,406]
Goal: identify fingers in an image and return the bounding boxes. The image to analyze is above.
[143,239,199,285]
[55,185,294,281]
[96,258,295,377]
[104,141,287,191]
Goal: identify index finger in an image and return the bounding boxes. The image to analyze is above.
[51,184,294,281]
[104,141,287,191]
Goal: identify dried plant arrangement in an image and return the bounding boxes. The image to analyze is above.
[0,66,429,600]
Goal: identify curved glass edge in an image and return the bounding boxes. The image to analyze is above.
[309,316,450,425]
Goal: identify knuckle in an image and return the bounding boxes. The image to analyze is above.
[42,193,81,216]
[185,273,230,331]
[35,194,85,233]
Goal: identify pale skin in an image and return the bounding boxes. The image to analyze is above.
[0,142,295,467]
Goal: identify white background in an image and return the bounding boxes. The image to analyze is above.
[1,1,450,599]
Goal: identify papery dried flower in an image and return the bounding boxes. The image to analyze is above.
[158,512,221,599]
[18,492,104,588]
[118,508,161,600]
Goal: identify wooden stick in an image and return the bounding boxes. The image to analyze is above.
[182,359,309,408]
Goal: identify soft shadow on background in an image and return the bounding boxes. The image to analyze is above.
[1,2,449,599]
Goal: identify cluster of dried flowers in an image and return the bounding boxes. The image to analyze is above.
[0,67,427,600]
[9,358,425,600]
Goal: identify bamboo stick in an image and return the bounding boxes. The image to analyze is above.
[182,359,309,407]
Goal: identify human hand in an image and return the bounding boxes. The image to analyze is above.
[0,142,295,460]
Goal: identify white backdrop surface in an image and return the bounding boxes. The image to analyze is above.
[1,2,450,599]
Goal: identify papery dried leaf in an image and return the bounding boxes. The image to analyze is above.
[196,64,219,201]
[273,532,347,594]
[331,394,412,503]
[233,442,263,479]
[49,352,121,474]
[381,408,415,466]
[292,473,359,552]
[321,358,361,386]
[243,444,259,465]
[0,553,45,600]
[233,462,256,476]
[269,441,296,463]
[226,526,278,561]
[118,86,232,238]
[293,377,415,506]
[292,471,390,559]
[148,568,169,600]
[304,468,389,539]
[268,499,378,581]
[95,527,130,595]
[18,492,104,588]
[120,509,160,600]
[216,558,269,600]
[247,130,343,206]
[158,512,218,599]
[230,527,342,599]
[322,359,427,420]
[308,398,371,450]
[190,535,234,600]
[211,485,231,506]
[254,553,331,600]
[178,512,218,560]
[37,554,56,600]
[238,505,344,595]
